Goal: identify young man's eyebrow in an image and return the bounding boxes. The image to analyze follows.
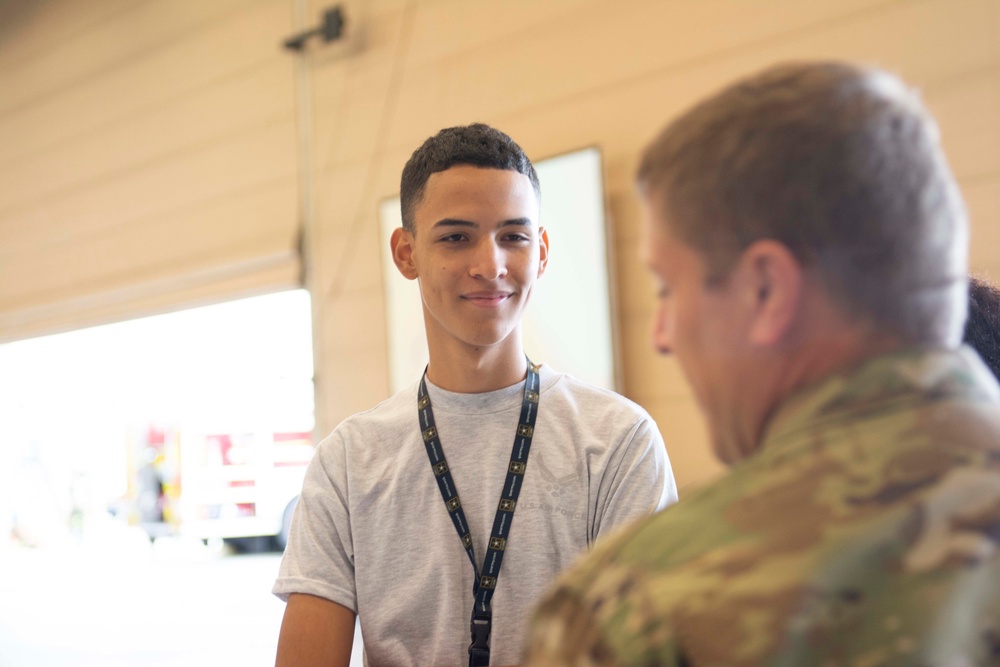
[432,217,534,229]
[501,217,533,227]
[432,218,476,229]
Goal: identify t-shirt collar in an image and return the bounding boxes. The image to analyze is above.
[423,364,552,416]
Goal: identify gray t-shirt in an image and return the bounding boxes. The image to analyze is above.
[273,365,677,667]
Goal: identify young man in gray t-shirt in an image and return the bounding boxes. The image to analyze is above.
[273,123,677,667]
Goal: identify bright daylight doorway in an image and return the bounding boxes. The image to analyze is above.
[0,289,315,667]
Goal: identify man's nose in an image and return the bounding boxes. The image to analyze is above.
[470,239,507,280]
[652,304,673,355]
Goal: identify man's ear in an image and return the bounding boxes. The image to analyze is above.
[537,227,549,278]
[737,240,803,347]
[390,227,418,280]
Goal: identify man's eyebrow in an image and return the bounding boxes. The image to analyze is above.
[432,218,476,229]
[501,217,533,227]
[431,217,534,229]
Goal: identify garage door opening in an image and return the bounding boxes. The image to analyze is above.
[0,289,315,666]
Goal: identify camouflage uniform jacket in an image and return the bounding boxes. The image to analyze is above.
[525,347,1000,667]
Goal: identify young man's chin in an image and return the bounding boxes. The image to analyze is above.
[460,325,520,351]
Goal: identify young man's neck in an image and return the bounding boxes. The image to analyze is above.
[425,338,529,394]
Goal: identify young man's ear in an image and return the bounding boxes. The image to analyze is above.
[738,239,803,347]
[537,227,550,278]
[390,227,419,280]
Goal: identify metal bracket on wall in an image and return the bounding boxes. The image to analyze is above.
[283,6,345,51]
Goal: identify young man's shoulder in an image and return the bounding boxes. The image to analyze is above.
[313,384,418,452]
[311,366,660,455]
[540,366,653,425]
[344,383,417,423]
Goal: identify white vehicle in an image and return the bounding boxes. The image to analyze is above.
[132,426,313,549]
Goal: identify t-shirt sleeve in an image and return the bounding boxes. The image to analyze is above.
[592,415,677,542]
[271,429,358,611]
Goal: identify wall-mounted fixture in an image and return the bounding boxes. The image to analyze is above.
[283,6,345,51]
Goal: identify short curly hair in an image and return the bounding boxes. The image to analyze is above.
[399,123,540,232]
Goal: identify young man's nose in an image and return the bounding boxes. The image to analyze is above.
[470,239,507,280]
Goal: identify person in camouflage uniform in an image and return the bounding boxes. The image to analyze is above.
[524,62,1000,666]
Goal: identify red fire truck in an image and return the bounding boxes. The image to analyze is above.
[129,425,313,549]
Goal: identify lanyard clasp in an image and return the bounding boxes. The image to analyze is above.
[468,617,491,667]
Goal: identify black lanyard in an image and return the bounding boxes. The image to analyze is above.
[417,359,541,667]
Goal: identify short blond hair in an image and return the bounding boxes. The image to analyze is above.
[638,61,968,346]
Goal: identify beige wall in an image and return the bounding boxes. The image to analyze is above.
[2,0,998,492]
[0,0,302,342]
[306,0,1000,491]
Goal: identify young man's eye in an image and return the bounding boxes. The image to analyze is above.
[503,234,530,243]
[440,234,467,243]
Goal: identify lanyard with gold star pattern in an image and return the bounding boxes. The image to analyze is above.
[417,358,541,667]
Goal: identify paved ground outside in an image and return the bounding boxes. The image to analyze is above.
[0,520,363,667]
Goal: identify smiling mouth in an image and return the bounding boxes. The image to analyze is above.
[462,292,513,306]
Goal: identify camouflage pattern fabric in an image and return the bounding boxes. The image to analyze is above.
[524,347,1000,667]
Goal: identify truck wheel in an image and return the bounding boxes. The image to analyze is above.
[224,536,271,554]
